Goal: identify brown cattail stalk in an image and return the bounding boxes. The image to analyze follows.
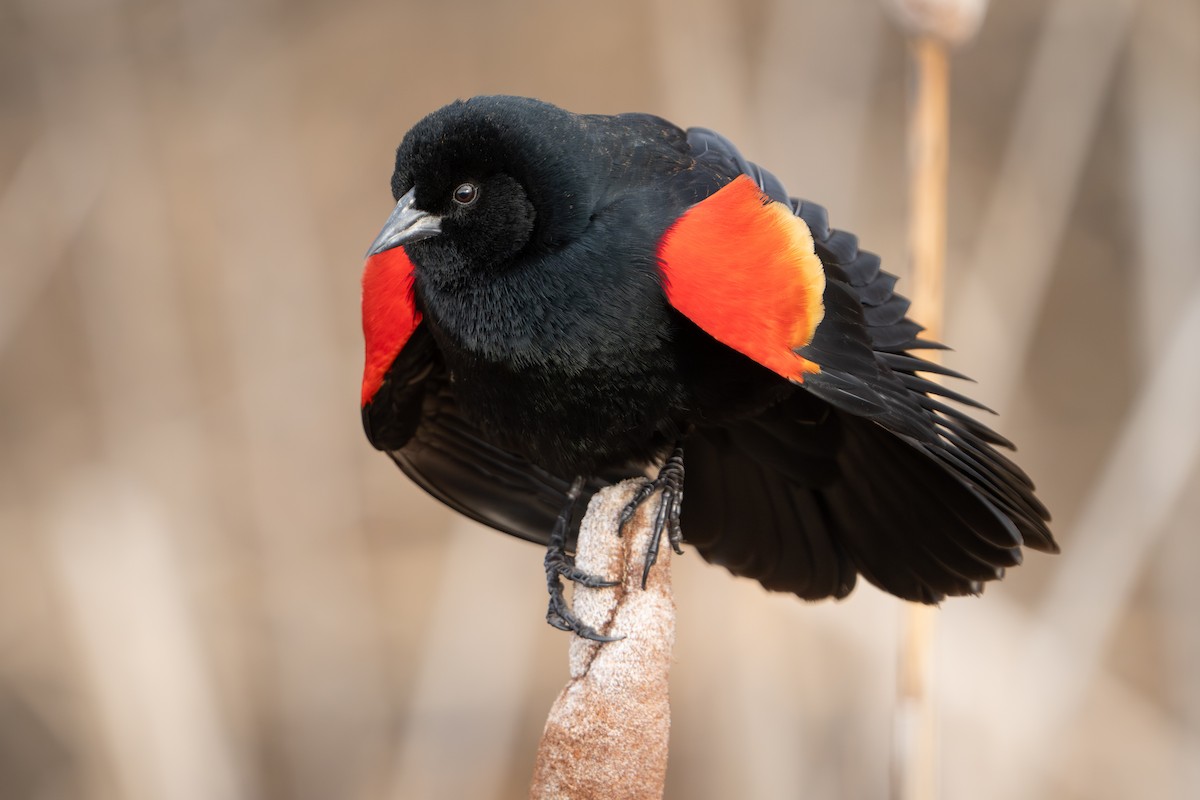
[892,35,950,800]
[530,480,675,800]
[882,1,990,797]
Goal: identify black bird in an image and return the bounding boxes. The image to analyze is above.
[361,95,1055,639]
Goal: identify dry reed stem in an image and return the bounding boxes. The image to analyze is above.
[529,480,675,800]
[893,33,952,800]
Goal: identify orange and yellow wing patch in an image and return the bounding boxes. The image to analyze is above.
[658,175,825,381]
[361,246,423,406]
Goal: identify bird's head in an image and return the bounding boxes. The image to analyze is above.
[367,96,602,281]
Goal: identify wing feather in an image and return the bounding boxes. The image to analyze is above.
[669,128,1056,602]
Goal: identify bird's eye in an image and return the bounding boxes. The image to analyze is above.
[452,183,479,206]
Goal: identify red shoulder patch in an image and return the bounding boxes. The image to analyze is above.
[361,246,422,406]
[658,175,825,382]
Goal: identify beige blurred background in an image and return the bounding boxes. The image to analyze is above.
[2,0,1198,798]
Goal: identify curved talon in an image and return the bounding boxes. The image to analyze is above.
[620,446,686,589]
[545,558,620,639]
[545,553,619,589]
[543,475,623,640]
[547,603,623,643]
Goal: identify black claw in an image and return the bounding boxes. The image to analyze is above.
[543,476,622,640]
[546,580,618,640]
[546,586,623,642]
[546,552,619,588]
[619,446,685,589]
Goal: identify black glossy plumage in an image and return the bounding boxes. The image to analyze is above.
[364,95,1056,605]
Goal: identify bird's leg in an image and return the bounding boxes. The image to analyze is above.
[619,446,685,588]
[544,476,621,642]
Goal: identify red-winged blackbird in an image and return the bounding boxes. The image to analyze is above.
[362,95,1055,639]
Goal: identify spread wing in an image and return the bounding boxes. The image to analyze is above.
[664,128,1056,603]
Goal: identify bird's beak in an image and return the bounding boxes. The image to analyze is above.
[365,188,442,257]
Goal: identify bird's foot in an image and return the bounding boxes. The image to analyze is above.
[620,446,685,588]
[544,476,621,642]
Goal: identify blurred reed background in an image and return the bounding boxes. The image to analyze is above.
[1,0,1197,798]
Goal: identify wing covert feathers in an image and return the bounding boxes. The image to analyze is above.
[658,175,826,382]
[376,354,637,551]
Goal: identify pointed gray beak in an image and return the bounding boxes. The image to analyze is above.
[365,188,442,257]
